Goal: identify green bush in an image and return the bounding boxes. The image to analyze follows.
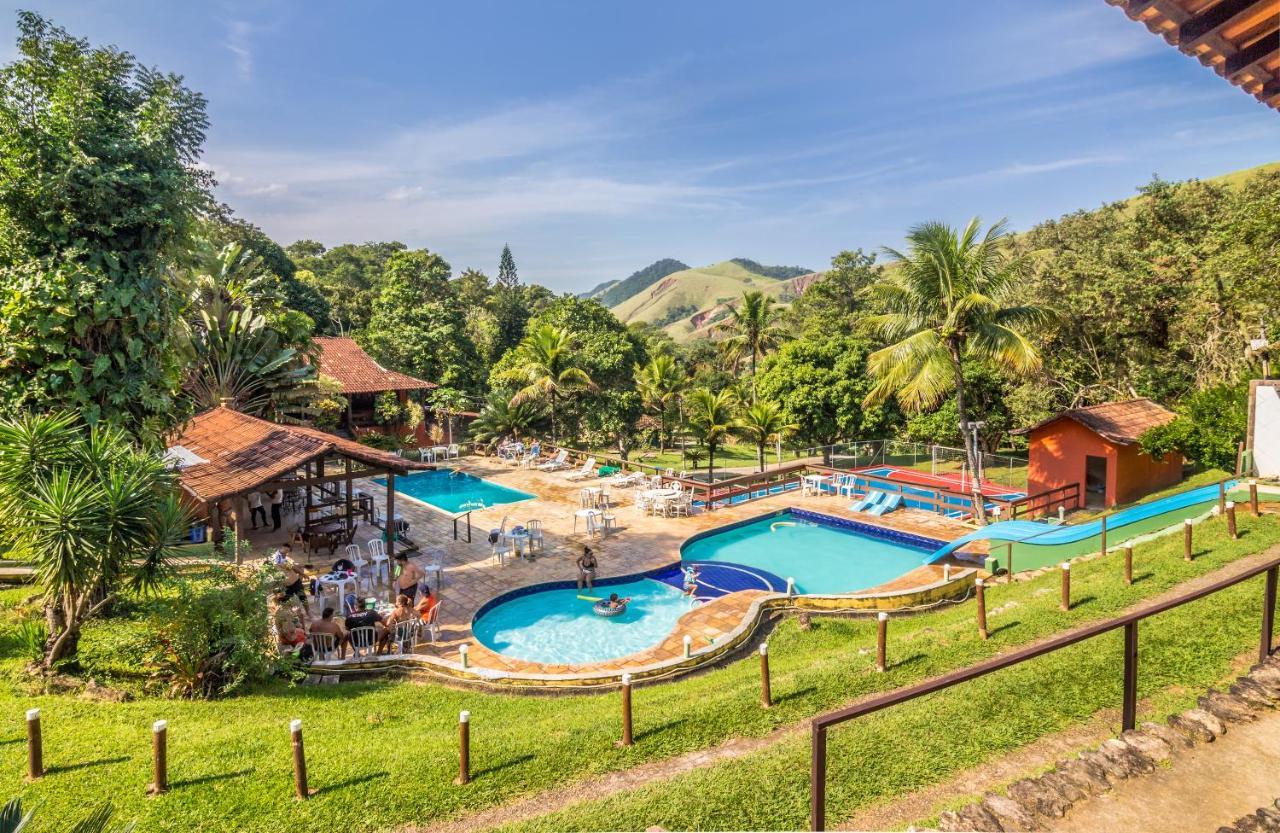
[1141,379,1248,471]
[357,431,401,451]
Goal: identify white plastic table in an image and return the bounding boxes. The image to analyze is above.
[573,508,601,533]
[504,528,532,559]
[801,474,831,496]
[315,573,359,614]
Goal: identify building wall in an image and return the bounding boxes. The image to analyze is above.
[1026,418,1181,509]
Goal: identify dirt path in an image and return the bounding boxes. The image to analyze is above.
[407,546,1280,833]
[1045,709,1280,833]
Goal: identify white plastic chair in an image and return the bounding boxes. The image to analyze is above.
[308,632,337,661]
[348,626,378,658]
[421,548,444,591]
[345,543,372,591]
[447,444,460,459]
[388,619,418,655]
[526,519,544,553]
[585,512,603,539]
[421,603,441,644]
[367,538,389,583]
[491,537,513,565]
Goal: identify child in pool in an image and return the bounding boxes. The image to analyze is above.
[607,592,631,611]
[681,564,701,596]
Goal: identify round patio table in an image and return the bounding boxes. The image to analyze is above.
[315,572,359,614]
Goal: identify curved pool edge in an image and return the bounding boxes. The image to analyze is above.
[305,564,980,690]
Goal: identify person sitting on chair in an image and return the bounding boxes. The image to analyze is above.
[415,585,440,623]
[378,594,416,654]
[309,607,347,659]
[343,599,385,654]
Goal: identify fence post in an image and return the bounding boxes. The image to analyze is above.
[1006,543,1015,584]
[1250,480,1260,517]
[619,674,634,747]
[1100,515,1108,557]
[1122,621,1138,731]
[811,725,827,832]
[25,708,42,781]
[148,720,168,796]
[683,635,692,659]
[975,578,989,640]
[455,711,471,785]
[1262,566,1277,663]
[759,643,772,708]
[1219,481,1227,516]
[1184,520,1194,562]
[1060,562,1071,612]
[1124,544,1134,586]
[875,612,888,672]
[1226,501,1238,540]
[290,719,311,800]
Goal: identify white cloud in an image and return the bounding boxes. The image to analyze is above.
[224,20,253,82]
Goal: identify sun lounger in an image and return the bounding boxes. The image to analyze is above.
[849,490,886,512]
[537,449,568,471]
[866,493,903,516]
[564,458,597,480]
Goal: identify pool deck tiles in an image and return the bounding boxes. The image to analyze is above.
[280,454,982,681]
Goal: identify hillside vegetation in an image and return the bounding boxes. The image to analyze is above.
[593,258,689,307]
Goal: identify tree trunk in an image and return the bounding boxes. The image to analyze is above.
[707,441,716,484]
[757,442,765,473]
[658,410,666,454]
[549,391,558,443]
[949,343,987,526]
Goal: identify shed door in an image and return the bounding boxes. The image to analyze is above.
[1085,455,1108,507]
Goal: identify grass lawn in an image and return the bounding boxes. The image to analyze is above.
[0,507,1276,832]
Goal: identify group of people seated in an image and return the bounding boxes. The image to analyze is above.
[268,545,441,661]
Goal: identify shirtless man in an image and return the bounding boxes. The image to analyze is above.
[392,553,426,602]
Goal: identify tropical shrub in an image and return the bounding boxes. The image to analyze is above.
[374,391,405,425]
[1140,379,1249,471]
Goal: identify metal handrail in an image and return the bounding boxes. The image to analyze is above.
[808,555,1280,830]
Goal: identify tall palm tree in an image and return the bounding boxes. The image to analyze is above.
[685,388,738,483]
[719,291,785,398]
[862,218,1048,523]
[735,400,798,473]
[508,324,596,442]
[634,354,687,452]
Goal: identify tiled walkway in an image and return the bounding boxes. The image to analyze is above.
[276,455,980,680]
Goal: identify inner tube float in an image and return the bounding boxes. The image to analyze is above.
[593,600,626,617]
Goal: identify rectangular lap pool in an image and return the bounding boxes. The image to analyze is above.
[374,469,535,514]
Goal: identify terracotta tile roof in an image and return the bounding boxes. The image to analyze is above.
[313,336,437,395]
[1013,398,1177,445]
[170,406,424,503]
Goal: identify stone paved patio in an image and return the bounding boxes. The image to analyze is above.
[286,454,981,681]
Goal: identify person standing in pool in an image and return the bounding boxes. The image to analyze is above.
[576,546,598,591]
[681,564,701,597]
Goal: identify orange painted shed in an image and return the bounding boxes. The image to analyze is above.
[1013,399,1183,509]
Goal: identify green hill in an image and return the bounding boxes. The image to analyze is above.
[593,258,690,308]
[608,259,819,341]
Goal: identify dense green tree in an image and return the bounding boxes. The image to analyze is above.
[0,412,188,669]
[1140,379,1249,472]
[719,290,786,394]
[504,324,596,442]
[735,400,797,472]
[756,334,894,449]
[788,249,880,332]
[634,353,688,451]
[863,218,1047,517]
[287,240,405,334]
[497,244,519,289]
[0,13,211,438]
[361,249,481,391]
[204,211,330,329]
[685,388,738,481]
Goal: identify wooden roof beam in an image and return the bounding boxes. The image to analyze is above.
[1179,0,1266,47]
[1224,29,1280,76]
[1261,78,1280,102]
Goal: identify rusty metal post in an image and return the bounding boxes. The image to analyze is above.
[148,720,168,796]
[1122,621,1138,731]
[1124,544,1134,587]
[290,719,311,800]
[975,578,989,640]
[455,711,471,784]
[1060,562,1071,612]
[1263,566,1277,663]
[26,708,42,781]
[875,612,888,672]
[619,674,635,746]
[759,643,772,708]
[810,724,827,831]
[1184,519,1194,562]
[1250,480,1260,517]
[1226,501,1238,540]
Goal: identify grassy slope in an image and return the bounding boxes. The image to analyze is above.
[609,260,793,341]
[0,507,1276,832]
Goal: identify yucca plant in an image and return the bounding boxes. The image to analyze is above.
[0,797,133,832]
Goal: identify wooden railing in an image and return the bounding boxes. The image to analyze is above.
[1003,483,1082,518]
[808,555,1280,830]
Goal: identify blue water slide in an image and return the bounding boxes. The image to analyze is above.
[925,480,1236,564]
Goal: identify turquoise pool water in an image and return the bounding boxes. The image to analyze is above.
[473,578,691,665]
[681,511,932,594]
[374,469,534,514]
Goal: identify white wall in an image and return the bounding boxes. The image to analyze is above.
[1253,383,1280,478]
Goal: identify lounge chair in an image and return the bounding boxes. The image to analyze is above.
[849,490,886,512]
[537,449,569,471]
[866,493,903,516]
[564,457,597,481]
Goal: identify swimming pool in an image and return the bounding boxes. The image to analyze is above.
[374,469,534,514]
[473,578,691,665]
[681,509,940,594]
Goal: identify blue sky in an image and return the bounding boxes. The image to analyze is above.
[3,2,1278,291]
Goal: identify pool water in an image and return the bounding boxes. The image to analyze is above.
[681,511,933,594]
[375,469,534,514]
[473,578,692,665]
